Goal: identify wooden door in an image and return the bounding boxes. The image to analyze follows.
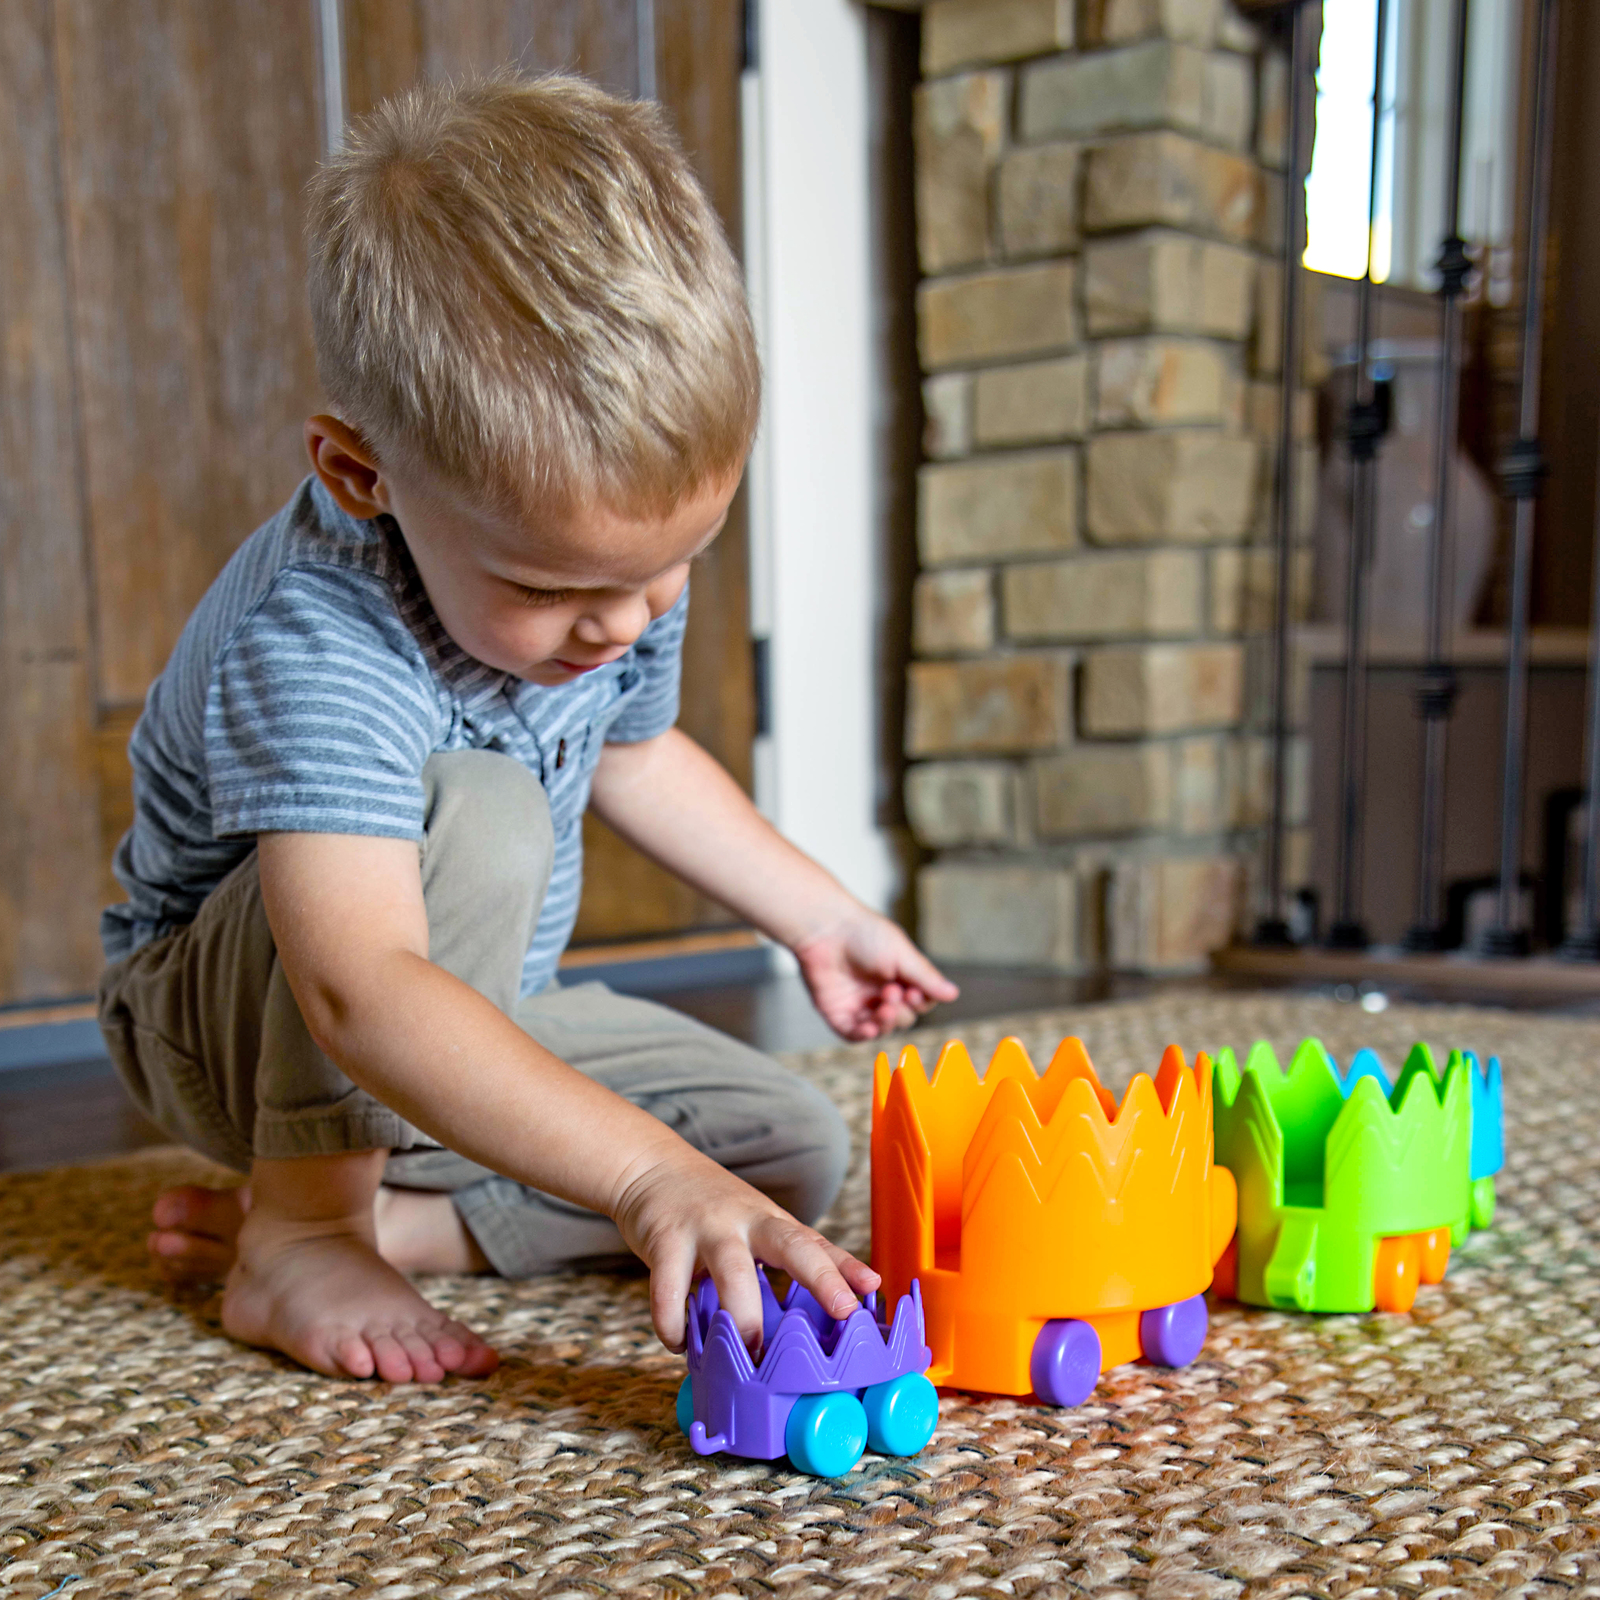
[0,0,752,1006]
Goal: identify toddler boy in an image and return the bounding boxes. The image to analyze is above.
[97,73,956,1384]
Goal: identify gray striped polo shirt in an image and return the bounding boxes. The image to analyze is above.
[101,475,686,996]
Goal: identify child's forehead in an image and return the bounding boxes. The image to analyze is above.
[471,479,734,586]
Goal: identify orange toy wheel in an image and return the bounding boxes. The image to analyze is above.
[1372,1235,1420,1312]
[1211,1234,1238,1301]
[1418,1229,1450,1285]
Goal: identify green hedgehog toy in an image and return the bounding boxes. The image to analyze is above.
[1211,1039,1476,1314]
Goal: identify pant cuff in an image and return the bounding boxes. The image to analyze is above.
[251,1104,428,1160]
[451,1176,634,1279]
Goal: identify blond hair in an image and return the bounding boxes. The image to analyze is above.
[305,72,759,517]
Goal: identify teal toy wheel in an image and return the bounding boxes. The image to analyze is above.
[675,1375,695,1437]
[1470,1174,1497,1230]
[785,1391,869,1477]
[862,1373,938,1457]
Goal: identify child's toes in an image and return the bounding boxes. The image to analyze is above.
[368,1331,419,1384]
[453,1328,500,1377]
[332,1330,378,1380]
[148,1228,234,1281]
[397,1327,446,1383]
[152,1184,245,1242]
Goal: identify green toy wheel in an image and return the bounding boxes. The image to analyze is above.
[675,1375,695,1437]
[785,1391,868,1477]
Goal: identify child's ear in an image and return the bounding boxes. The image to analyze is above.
[305,415,391,519]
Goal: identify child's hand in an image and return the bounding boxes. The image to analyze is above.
[611,1146,880,1353]
[793,910,959,1041]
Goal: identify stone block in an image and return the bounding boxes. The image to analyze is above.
[1256,263,1330,384]
[1246,380,1316,441]
[914,71,1008,274]
[906,654,1072,755]
[914,568,995,654]
[1095,338,1229,427]
[1086,430,1260,544]
[1002,550,1202,640]
[1083,230,1255,337]
[904,760,1017,847]
[920,859,1081,970]
[1034,744,1171,837]
[1217,8,1261,53]
[1172,735,1227,833]
[1020,41,1204,142]
[1257,47,1289,168]
[1081,642,1244,734]
[1239,633,1310,733]
[1081,0,1220,46]
[919,261,1079,370]
[974,355,1088,446]
[1283,823,1311,890]
[923,372,974,460]
[997,142,1080,258]
[1110,853,1242,970]
[920,449,1079,565]
[1084,131,1262,244]
[1203,50,1253,150]
[1229,733,1310,828]
[1209,545,1312,635]
[923,0,1074,76]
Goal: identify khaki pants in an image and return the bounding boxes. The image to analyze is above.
[98,751,850,1278]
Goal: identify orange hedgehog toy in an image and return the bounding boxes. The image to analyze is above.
[871,1036,1237,1405]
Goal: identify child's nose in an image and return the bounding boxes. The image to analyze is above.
[574,595,650,648]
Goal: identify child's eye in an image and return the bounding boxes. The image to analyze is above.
[516,585,575,608]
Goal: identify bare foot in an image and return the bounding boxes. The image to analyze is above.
[149,1182,488,1281]
[149,1184,249,1282]
[221,1206,499,1382]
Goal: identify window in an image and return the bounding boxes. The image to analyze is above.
[1304,0,1520,302]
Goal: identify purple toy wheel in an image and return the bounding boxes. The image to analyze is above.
[1139,1294,1207,1368]
[1030,1318,1101,1407]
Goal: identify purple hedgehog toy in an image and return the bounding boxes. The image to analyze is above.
[676,1268,938,1476]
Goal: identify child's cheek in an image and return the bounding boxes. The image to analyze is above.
[647,566,691,619]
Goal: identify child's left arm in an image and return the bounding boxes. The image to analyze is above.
[588,728,958,1040]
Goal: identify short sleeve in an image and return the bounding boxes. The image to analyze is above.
[606,583,689,743]
[204,567,441,839]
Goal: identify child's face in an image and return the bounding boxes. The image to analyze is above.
[387,470,737,684]
[305,416,739,684]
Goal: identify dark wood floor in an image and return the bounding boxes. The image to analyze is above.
[0,966,1155,1174]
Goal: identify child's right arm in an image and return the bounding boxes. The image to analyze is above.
[256,829,879,1350]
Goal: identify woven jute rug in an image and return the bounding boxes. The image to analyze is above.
[3,990,1598,1598]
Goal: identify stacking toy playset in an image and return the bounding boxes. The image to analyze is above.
[674,1029,1505,1476]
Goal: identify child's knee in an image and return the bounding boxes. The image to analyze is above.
[421,749,553,904]
[781,1081,853,1228]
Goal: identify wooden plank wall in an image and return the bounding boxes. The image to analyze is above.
[0,0,752,1003]
[0,0,106,1001]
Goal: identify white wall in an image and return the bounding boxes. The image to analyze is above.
[742,0,897,914]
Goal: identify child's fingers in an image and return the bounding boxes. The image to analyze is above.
[897,944,960,1002]
[704,1237,767,1351]
[756,1218,862,1322]
[822,1241,881,1296]
[649,1236,696,1353]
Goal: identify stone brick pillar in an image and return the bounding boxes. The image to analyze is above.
[907,0,1315,973]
